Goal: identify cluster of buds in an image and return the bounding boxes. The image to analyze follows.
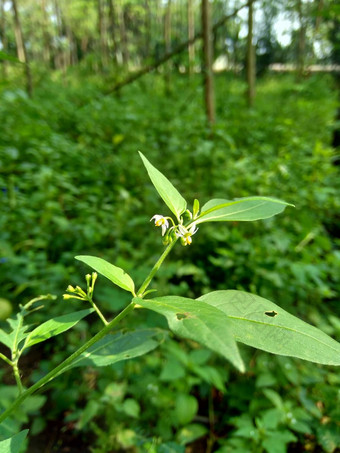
[151,200,200,247]
[63,272,97,301]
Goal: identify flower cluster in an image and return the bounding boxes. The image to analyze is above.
[151,213,198,246]
[150,215,169,236]
[63,272,97,301]
[175,224,198,246]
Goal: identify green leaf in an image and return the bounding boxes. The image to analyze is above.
[76,400,100,430]
[196,197,293,224]
[5,319,30,352]
[76,255,135,295]
[262,431,297,453]
[176,423,208,446]
[23,309,94,349]
[65,329,165,370]
[122,398,140,418]
[0,51,22,64]
[139,152,187,220]
[0,429,29,453]
[135,296,245,372]
[0,329,11,349]
[173,394,198,425]
[198,291,340,366]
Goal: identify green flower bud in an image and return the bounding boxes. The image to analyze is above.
[193,199,200,218]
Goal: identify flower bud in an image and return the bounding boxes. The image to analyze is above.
[75,286,87,297]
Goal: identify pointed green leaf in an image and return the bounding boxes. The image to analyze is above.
[198,291,340,366]
[135,296,245,372]
[5,318,30,351]
[139,152,187,220]
[0,429,29,453]
[76,255,135,295]
[64,329,165,370]
[196,197,293,224]
[23,309,94,349]
[0,329,11,349]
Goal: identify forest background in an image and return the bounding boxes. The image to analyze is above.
[0,0,339,452]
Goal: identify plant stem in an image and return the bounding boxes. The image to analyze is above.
[12,361,24,395]
[137,238,178,297]
[88,297,108,326]
[0,302,135,424]
[0,241,178,423]
[0,352,12,367]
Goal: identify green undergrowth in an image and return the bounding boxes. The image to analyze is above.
[0,72,339,452]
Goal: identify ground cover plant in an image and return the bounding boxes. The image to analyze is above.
[0,73,339,452]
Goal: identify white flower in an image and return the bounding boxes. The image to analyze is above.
[151,215,169,236]
[176,223,198,246]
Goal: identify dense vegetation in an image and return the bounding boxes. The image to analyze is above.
[0,68,339,452]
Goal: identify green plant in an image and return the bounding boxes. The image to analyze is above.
[0,152,339,452]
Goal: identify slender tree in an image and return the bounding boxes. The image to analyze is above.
[314,0,324,32]
[118,0,129,66]
[53,0,63,71]
[41,0,51,65]
[202,0,215,125]
[187,0,195,74]
[108,0,118,64]
[164,0,172,92]
[11,0,33,96]
[144,0,151,59]
[296,0,306,79]
[98,0,108,69]
[0,0,8,78]
[246,0,256,106]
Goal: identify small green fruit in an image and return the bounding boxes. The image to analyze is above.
[0,298,13,320]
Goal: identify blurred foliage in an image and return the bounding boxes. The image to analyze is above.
[0,72,339,452]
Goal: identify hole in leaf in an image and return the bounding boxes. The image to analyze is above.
[176,313,188,320]
[265,310,278,317]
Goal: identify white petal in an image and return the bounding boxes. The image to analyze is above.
[161,224,168,236]
[151,214,162,222]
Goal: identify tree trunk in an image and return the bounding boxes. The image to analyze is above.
[11,0,33,96]
[98,0,108,69]
[201,0,215,125]
[297,0,306,79]
[108,0,118,64]
[41,0,51,65]
[187,0,195,75]
[144,0,151,59]
[315,0,324,33]
[164,0,172,93]
[53,0,63,71]
[0,0,8,78]
[246,1,256,107]
[118,0,129,66]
